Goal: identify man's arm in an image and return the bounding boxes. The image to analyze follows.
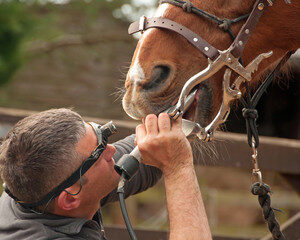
[164,166,212,240]
[136,113,212,240]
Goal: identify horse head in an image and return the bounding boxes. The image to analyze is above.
[123,0,299,130]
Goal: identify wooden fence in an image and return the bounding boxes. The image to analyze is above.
[0,107,299,240]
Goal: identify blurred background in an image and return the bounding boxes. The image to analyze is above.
[0,0,299,239]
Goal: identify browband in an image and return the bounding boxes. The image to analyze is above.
[128,17,220,60]
[128,0,275,60]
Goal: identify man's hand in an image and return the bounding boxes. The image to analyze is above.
[135,113,212,240]
[135,113,193,176]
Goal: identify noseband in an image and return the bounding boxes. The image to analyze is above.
[128,0,291,141]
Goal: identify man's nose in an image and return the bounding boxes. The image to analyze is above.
[102,144,116,159]
[107,144,116,154]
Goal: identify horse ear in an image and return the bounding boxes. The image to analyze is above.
[57,190,81,211]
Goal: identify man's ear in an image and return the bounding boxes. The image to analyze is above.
[57,189,81,211]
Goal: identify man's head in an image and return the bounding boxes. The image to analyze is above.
[0,108,119,218]
[0,108,86,204]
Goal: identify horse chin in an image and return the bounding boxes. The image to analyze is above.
[124,109,142,120]
[122,94,172,120]
[123,81,213,125]
[183,81,213,127]
[122,97,143,120]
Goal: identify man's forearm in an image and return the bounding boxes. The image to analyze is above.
[135,114,211,238]
[164,165,212,240]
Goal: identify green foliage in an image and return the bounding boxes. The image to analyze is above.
[0,0,33,85]
[0,0,137,85]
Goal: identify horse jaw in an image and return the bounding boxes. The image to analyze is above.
[123,1,228,122]
[122,3,172,119]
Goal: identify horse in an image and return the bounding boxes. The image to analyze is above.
[122,0,300,134]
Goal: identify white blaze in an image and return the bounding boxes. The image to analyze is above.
[128,3,170,87]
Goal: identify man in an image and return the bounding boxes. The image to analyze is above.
[0,108,211,239]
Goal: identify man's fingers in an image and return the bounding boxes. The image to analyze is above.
[136,124,146,143]
[158,113,171,133]
[140,114,182,138]
[171,116,182,130]
[145,114,158,136]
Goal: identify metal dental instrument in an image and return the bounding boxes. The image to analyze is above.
[165,89,197,115]
[168,47,273,120]
[231,51,273,91]
[168,50,273,141]
[166,89,202,138]
[168,46,251,119]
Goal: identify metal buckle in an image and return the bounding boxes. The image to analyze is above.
[252,169,263,185]
[266,0,273,6]
[251,138,263,185]
[139,15,147,33]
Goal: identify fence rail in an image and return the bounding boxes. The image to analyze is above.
[1,107,298,175]
[0,107,299,240]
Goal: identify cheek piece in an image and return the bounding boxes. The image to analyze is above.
[3,121,117,211]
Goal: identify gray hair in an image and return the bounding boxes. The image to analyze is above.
[0,108,86,203]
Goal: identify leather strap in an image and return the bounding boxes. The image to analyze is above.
[128,0,276,61]
[128,17,220,60]
[231,0,271,58]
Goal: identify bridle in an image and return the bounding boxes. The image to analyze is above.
[128,0,291,142]
[127,1,294,239]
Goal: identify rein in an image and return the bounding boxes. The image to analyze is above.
[241,51,294,240]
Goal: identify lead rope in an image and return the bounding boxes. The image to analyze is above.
[240,51,295,240]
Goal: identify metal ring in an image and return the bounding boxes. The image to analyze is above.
[252,169,263,185]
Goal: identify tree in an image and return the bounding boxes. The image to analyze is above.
[0,0,33,85]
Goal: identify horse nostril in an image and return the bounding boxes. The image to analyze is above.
[142,65,170,90]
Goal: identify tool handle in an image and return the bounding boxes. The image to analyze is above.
[114,146,141,180]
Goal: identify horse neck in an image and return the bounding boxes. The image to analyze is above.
[244,1,300,64]
[192,0,299,62]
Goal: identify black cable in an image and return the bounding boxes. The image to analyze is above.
[29,194,56,215]
[64,159,85,196]
[117,174,138,240]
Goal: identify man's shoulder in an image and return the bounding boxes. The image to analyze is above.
[0,192,17,222]
[0,192,102,239]
[0,193,49,239]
